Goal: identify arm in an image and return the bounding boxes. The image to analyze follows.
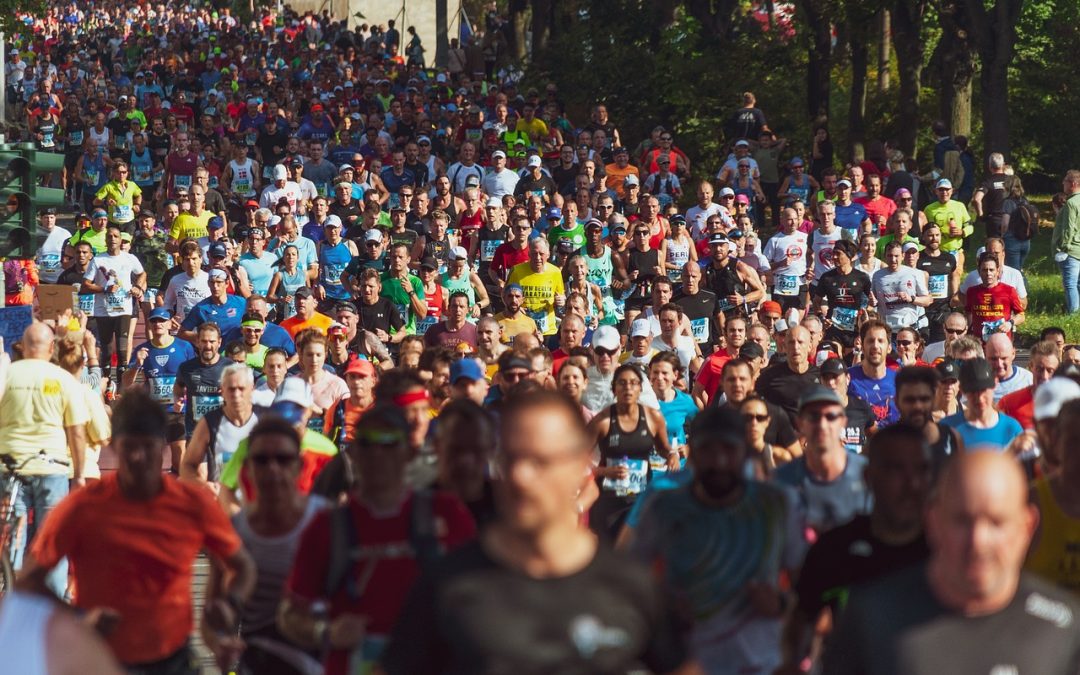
[739,263,766,305]
[65,424,86,486]
[180,418,211,484]
[471,272,490,311]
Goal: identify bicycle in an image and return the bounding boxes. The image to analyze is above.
[0,451,70,595]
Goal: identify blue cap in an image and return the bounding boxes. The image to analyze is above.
[208,216,225,230]
[790,156,805,167]
[209,242,228,258]
[148,307,172,322]
[450,358,484,383]
[546,206,562,220]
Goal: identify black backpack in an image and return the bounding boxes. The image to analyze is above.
[324,489,441,600]
[1009,197,1040,241]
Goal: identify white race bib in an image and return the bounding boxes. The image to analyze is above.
[481,239,501,262]
[690,316,709,343]
[149,374,176,403]
[192,394,223,421]
[831,306,858,332]
[415,315,438,336]
[928,274,948,299]
[774,274,800,296]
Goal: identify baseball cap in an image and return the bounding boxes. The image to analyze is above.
[935,359,960,382]
[207,216,225,231]
[465,174,481,188]
[148,307,172,322]
[585,218,604,231]
[419,256,439,270]
[364,229,383,243]
[492,150,506,160]
[245,199,260,209]
[837,178,853,189]
[290,157,304,168]
[323,215,342,228]
[734,139,750,148]
[629,318,651,338]
[613,146,628,155]
[546,206,563,220]
[527,155,542,168]
[345,357,376,377]
[486,196,503,208]
[739,341,765,361]
[798,385,844,412]
[209,268,228,282]
[959,357,996,392]
[719,187,735,197]
[450,358,484,384]
[1034,377,1080,421]
[500,355,533,374]
[902,241,921,254]
[448,246,469,261]
[209,242,228,258]
[761,300,782,317]
[624,174,640,186]
[936,178,953,190]
[273,377,319,420]
[819,357,847,378]
[336,301,359,315]
[311,103,324,112]
[734,194,750,205]
[294,286,314,299]
[688,407,747,448]
[592,325,621,352]
[273,164,288,180]
[709,233,730,246]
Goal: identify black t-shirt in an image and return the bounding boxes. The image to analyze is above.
[147,130,171,165]
[57,265,87,287]
[176,356,228,436]
[361,296,405,335]
[673,288,719,349]
[813,268,872,335]
[329,200,362,228]
[514,173,557,200]
[756,361,822,425]
[256,125,289,167]
[976,173,1019,218]
[720,399,798,448]
[797,515,928,619]
[914,251,956,319]
[841,396,875,454]
[823,566,1080,675]
[380,541,690,675]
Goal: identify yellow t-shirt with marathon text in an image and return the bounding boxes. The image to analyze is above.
[1026,477,1080,593]
[0,359,90,475]
[506,261,564,336]
[168,211,212,242]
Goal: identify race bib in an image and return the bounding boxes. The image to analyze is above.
[233,178,251,194]
[39,253,61,277]
[78,293,95,313]
[174,174,192,190]
[149,374,176,404]
[415,315,438,336]
[113,203,133,222]
[982,318,1005,341]
[192,394,223,421]
[133,165,153,183]
[153,168,165,183]
[84,168,100,185]
[690,317,709,343]
[527,308,551,334]
[481,239,501,262]
[774,274,799,296]
[316,182,328,198]
[105,288,129,316]
[649,451,669,476]
[831,306,858,332]
[602,458,649,497]
[928,274,948,299]
[69,130,84,146]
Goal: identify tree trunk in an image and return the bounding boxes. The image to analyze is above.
[507,0,529,61]
[849,31,868,162]
[937,0,977,138]
[878,9,891,92]
[684,0,740,40]
[964,0,1024,158]
[803,0,833,126]
[891,0,926,158]
[530,0,551,55]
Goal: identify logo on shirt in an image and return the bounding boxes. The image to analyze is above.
[1025,592,1073,628]
[155,355,169,367]
[569,615,629,657]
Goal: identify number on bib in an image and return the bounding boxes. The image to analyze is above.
[775,274,800,296]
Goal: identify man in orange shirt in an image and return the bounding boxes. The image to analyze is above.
[19,391,256,671]
[604,146,639,200]
[281,286,334,338]
[998,340,1060,430]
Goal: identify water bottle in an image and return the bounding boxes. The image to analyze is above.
[603,455,630,496]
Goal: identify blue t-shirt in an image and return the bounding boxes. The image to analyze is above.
[772,453,872,534]
[221,321,296,356]
[847,366,899,426]
[181,294,247,336]
[128,337,195,408]
[940,411,1023,452]
[835,202,869,236]
[238,251,279,296]
[657,390,699,446]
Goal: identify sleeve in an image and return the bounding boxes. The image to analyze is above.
[180,305,201,331]
[168,216,183,240]
[130,255,144,276]
[795,540,828,617]
[378,568,444,675]
[83,260,97,282]
[1011,287,1024,314]
[284,511,334,602]
[28,488,85,568]
[198,487,242,559]
[913,269,928,297]
[769,405,799,447]
[436,494,478,550]
[94,184,108,201]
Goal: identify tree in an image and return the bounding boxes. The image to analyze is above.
[801,0,835,127]
[964,0,1025,158]
[935,0,977,138]
[892,0,928,157]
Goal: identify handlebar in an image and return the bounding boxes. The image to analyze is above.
[1,451,70,476]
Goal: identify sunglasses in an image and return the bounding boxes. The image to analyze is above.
[595,347,619,357]
[251,453,298,466]
[896,340,915,347]
[745,413,769,423]
[945,328,966,335]
[634,231,650,237]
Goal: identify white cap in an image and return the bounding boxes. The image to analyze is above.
[774,319,789,333]
[492,150,506,160]
[448,246,469,261]
[364,229,383,242]
[273,164,288,180]
[527,155,542,168]
[486,196,502,208]
[719,187,735,197]
[936,178,953,190]
[269,215,282,229]
[274,377,320,412]
[629,319,651,338]
[591,325,621,352]
[902,241,920,253]
[1034,377,1080,421]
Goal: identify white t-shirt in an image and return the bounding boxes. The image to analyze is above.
[163,271,211,321]
[482,167,520,199]
[685,202,726,240]
[808,227,848,283]
[36,226,73,284]
[84,252,144,317]
[651,334,697,382]
[959,265,1027,299]
[994,365,1033,404]
[763,231,809,293]
[872,266,929,331]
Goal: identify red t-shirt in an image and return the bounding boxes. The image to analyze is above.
[30,474,241,665]
[695,349,737,401]
[856,195,897,233]
[489,241,529,281]
[286,492,477,675]
[965,283,1023,341]
[998,385,1035,430]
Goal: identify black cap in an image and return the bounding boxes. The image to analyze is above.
[335,301,359,315]
[40,207,57,216]
[959,357,996,392]
[738,341,765,361]
[820,357,846,378]
[935,359,959,382]
[294,286,314,299]
[797,385,844,412]
[419,256,438,270]
[500,355,533,373]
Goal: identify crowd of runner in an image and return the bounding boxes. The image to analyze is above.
[3,3,1080,675]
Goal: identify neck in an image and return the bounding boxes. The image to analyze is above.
[119,471,164,501]
[248,491,306,532]
[966,405,997,426]
[789,357,809,373]
[862,359,886,378]
[360,481,406,511]
[151,334,173,348]
[805,445,847,481]
[692,480,746,508]
[926,555,1017,616]
[870,511,923,546]
[484,519,597,578]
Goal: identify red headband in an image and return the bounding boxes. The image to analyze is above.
[393,389,430,407]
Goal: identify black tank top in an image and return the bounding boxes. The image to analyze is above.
[704,261,747,303]
[599,405,654,463]
[627,248,660,300]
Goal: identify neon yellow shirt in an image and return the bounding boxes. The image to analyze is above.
[923,200,972,252]
[168,211,212,242]
[507,261,564,336]
[95,181,142,224]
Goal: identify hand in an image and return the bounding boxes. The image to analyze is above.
[82,607,121,637]
[212,634,246,673]
[666,452,681,472]
[727,293,743,306]
[135,347,149,366]
[327,613,368,650]
[314,285,325,301]
[131,286,144,300]
[172,398,184,413]
[629,270,639,281]
[375,328,390,342]
[653,265,665,278]
[1008,430,1037,457]
[470,304,481,318]
[554,293,565,308]
[170,316,181,332]
[745,581,785,618]
[399,277,412,294]
[609,465,629,480]
[70,477,86,489]
[203,598,239,635]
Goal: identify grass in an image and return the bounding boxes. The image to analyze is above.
[991,194,1080,346]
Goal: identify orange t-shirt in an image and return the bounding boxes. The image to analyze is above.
[30,474,241,665]
[604,163,639,199]
[280,311,334,339]
[998,384,1035,430]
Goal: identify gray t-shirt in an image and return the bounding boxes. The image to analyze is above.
[872,266,928,331]
[771,453,871,534]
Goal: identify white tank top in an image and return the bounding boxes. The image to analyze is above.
[0,591,53,675]
[88,125,110,149]
[214,410,260,475]
[228,158,256,197]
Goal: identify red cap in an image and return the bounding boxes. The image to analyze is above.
[311,103,324,112]
[761,300,782,316]
[345,357,375,377]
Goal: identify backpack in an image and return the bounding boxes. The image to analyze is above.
[1009,197,1040,241]
[324,489,441,600]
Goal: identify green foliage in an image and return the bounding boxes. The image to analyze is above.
[1,0,44,40]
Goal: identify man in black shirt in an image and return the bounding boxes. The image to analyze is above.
[971,152,1021,238]
[820,358,875,454]
[380,390,695,675]
[822,452,1080,675]
[914,223,958,342]
[780,424,932,673]
[356,268,405,345]
[895,365,964,469]
[756,325,822,424]
[673,261,720,352]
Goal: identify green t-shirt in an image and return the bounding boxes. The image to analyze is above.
[220,428,337,490]
[547,222,586,255]
[379,271,426,332]
[70,226,108,254]
[875,234,923,260]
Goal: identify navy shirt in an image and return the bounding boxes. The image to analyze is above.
[221,321,296,356]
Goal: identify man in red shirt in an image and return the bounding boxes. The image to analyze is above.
[550,313,586,375]
[279,404,476,675]
[693,315,749,406]
[489,213,532,291]
[965,252,1025,341]
[998,340,1061,430]
[20,392,256,670]
[855,173,896,234]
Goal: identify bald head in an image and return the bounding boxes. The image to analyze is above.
[984,334,1016,379]
[21,322,56,359]
[926,452,1038,612]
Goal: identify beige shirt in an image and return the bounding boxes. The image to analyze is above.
[0,359,89,474]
